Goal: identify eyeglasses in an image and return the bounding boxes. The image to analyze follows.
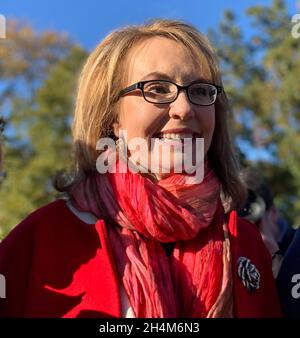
[118,80,222,106]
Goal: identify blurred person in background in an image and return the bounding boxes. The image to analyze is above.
[276,227,300,317]
[238,168,295,278]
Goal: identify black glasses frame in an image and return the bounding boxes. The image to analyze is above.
[118,79,223,106]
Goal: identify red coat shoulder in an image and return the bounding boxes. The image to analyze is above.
[0,199,121,318]
[228,211,282,317]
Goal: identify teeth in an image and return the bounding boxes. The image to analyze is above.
[156,133,194,140]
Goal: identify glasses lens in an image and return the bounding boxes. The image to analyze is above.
[143,81,177,103]
[188,83,217,105]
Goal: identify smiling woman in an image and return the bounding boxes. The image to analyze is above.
[113,36,217,181]
[0,19,282,318]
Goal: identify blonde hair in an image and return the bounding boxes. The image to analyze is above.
[58,19,246,209]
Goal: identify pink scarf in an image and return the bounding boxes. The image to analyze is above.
[71,155,233,317]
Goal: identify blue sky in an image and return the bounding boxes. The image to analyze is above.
[1,0,298,50]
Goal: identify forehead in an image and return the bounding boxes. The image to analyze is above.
[124,37,212,85]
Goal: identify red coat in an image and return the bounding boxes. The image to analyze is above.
[0,199,282,317]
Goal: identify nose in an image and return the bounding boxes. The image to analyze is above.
[168,90,195,120]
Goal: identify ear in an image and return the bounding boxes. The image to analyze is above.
[112,121,120,138]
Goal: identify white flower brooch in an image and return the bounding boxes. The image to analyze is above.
[237,257,260,293]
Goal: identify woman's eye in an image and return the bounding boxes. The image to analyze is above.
[148,86,169,94]
[191,87,207,96]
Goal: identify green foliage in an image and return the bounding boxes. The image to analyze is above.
[0,21,87,238]
[209,0,300,226]
[1,0,300,238]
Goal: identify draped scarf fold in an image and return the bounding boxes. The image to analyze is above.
[71,154,233,317]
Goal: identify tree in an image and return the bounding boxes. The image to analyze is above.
[1,1,300,237]
[209,0,300,226]
[0,21,87,237]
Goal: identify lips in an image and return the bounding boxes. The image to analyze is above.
[151,129,201,139]
[153,132,200,140]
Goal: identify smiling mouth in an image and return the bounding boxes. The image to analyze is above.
[151,132,202,143]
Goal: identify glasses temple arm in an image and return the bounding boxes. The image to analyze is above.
[118,83,141,97]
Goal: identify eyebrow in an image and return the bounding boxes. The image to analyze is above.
[140,71,210,83]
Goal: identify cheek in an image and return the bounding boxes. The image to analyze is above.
[207,112,215,137]
[206,113,215,150]
[197,106,215,137]
[197,107,215,153]
[119,98,163,139]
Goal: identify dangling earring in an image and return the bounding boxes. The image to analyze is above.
[116,137,124,152]
[116,137,128,162]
